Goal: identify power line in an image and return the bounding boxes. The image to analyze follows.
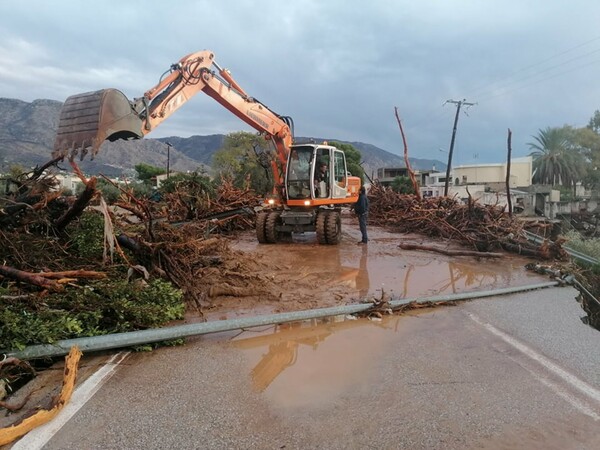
[477,55,600,103]
[465,35,600,99]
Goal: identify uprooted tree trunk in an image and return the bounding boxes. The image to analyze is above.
[394,107,421,200]
[53,176,97,231]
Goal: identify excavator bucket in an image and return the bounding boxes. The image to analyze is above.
[53,89,144,159]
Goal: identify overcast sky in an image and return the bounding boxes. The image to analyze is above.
[1,0,600,165]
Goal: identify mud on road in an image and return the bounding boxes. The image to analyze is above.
[202,210,548,321]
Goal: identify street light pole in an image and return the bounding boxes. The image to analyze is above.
[165,142,172,179]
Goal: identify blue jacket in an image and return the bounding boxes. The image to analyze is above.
[354,192,369,215]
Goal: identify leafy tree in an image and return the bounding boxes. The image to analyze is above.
[528,126,586,190]
[159,171,215,219]
[212,131,273,195]
[95,178,121,203]
[580,113,600,190]
[391,176,415,194]
[134,163,166,183]
[158,171,214,195]
[587,110,600,134]
[328,141,365,182]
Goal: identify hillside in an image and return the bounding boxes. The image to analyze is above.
[0,97,445,177]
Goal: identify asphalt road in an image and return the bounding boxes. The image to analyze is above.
[21,283,599,449]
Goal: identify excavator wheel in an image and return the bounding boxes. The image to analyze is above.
[256,211,269,243]
[325,210,342,244]
[315,210,328,244]
[265,211,282,243]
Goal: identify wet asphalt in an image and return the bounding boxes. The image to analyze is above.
[40,285,600,449]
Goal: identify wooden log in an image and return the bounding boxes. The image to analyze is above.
[36,270,107,280]
[53,177,97,231]
[0,265,63,292]
[398,243,504,258]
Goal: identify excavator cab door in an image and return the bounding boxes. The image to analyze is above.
[330,149,349,199]
[312,146,349,200]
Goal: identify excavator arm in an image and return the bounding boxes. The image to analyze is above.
[53,50,293,185]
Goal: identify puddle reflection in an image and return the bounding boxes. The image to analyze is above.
[233,316,404,408]
[345,250,542,299]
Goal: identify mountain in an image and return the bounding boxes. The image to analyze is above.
[0,97,445,177]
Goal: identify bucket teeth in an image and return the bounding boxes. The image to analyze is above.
[53,89,144,160]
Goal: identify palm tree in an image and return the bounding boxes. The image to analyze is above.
[528,126,585,189]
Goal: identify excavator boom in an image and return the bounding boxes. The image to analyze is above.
[53,50,292,165]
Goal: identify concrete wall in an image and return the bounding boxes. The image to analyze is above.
[452,156,532,187]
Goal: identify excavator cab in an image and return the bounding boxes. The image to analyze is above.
[285,144,358,204]
[53,89,145,159]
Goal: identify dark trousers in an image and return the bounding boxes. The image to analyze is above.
[359,213,368,243]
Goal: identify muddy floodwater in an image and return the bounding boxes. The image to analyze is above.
[21,219,599,450]
[224,218,548,322]
[232,316,409,406]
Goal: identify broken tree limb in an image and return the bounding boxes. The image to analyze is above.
[35,270,107,280]
[0,265,63,292]
[0,346,82,446]
[394,107,421,200]
[30,156,64,181]
[53,176,97,231]
[398,243,504,258]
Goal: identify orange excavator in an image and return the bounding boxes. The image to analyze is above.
[52,50,361,244]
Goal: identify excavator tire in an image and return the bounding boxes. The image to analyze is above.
[256,211,269,243]
[325,210,342,244]
[315,210,328,244]
[265,211,282,243]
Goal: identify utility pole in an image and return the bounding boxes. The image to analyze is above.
[443,99,475,196]
[165,142,172,179]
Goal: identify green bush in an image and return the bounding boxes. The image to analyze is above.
[68,211,105,260]
[0,279,184,351]
[563,230,600,260]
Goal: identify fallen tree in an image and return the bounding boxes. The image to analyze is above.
[367,184,567,260]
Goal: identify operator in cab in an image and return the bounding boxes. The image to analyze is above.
[314,161,329,198]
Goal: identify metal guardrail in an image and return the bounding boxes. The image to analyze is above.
[522,230,600,266]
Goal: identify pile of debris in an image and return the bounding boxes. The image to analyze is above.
[367,184,567,260]
[0,162,266,324]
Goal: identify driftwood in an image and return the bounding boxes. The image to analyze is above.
[398,243,504,258]
[0,357,36,412]
[0,347,82,446]
[367,184,568,260]
[35,270,107,280]
[0,265,63,292]
[53,177,97,231]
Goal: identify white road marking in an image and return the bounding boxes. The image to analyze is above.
[11,351,129,450]
[469,313,600,420]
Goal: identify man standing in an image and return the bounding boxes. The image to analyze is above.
[354,186,369,244]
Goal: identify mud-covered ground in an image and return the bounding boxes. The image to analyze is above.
[199,210,548,321]
[0,212,585,445]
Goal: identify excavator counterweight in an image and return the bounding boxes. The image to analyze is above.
[53,89,144,159]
